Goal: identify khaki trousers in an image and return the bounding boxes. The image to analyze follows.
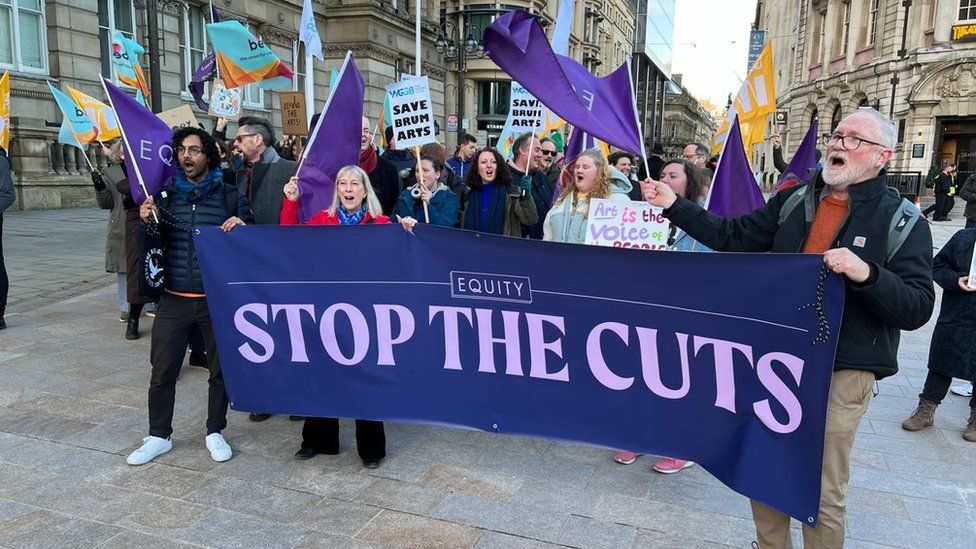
[751,369,875,548]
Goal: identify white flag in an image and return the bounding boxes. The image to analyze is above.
[300,0,324,60]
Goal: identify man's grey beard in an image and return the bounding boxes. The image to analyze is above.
[822,160,877,187]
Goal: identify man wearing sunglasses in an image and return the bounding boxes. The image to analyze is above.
[641,108,935,548]
[232,117,296,228]
[538,137,561,190]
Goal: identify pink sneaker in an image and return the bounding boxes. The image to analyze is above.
[613,450,640,464]
[652,457,695,474]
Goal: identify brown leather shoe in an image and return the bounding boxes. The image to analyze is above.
[902,397,938,431]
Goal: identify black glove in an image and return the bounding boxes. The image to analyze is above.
[90,171,106,191]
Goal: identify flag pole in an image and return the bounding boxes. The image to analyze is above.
[100,77,158,223]
[303,42,315,127]
[414,0,421,77]
[626,58,649,177]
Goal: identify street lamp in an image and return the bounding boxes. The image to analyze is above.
[435,20,485,142]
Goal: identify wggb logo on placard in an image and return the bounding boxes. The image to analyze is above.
[450,272,532,304]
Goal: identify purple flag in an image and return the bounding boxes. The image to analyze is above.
[483,10,643,155]
[188,5,222,111]
[297,51,364,222]
[101,78,175,204]
[774,119,820,194]
[706,115,766,218]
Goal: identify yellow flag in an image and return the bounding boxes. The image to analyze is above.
[711,41,776,155]
[0,71,9,151]
[67,85,121,142]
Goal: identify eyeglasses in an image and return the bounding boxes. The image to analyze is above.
[541,150,557,157]
[682,154,703,161]
[234,133,258,143]
[822,134,886,150]
[175,146,203,157]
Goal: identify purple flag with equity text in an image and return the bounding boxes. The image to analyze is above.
[297,52,364,223]
[102,78,175,204]
[707,115,766,218]
[774,119,820,194]
[483,10,643,155]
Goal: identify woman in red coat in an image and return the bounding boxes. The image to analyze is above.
[280,164,417,468]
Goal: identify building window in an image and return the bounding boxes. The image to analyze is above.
[830,105,842,132]
[897,119,906,143]
[291,40,307,92]
[810,10,825,64]
[840,1,851,55]
[0,0,47,73]
[867,0,880,45]
[396,58,415,80]
[960,0,976,21]
[669,122,677,139]
[180,4,207,93]
[98,0,136,78]
[810,107,819,127]
[478,81,510,117]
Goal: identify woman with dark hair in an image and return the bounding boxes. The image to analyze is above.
[92,140,134,336]
[659,159,712,252]
[460,148,537,237]
[393,155,460,228]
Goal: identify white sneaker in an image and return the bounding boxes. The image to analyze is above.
[951,382,974,397]
[205,433,233,462]
[127,436,172,465]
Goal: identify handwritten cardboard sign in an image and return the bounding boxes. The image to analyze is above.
[208,83,242,121]
[157,105,199,131]
[968,240,976,290]
[585,198,670,250]
[385,76,436,149]
[279,91,308,136]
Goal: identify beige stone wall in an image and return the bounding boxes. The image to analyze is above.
[756,0,976,178]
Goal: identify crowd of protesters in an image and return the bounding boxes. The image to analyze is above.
[25,103,970,549]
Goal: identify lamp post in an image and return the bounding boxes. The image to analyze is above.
[435,20,484,144]
[145,0,188,113]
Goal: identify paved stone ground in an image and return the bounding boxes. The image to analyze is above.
[0,204,974,548]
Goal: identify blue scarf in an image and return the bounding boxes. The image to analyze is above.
[174,167,223,204]
[336,204,368,225]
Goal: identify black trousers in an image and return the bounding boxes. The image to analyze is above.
[148,293,227,438]
[301,417,386,460]
[935,192,950,220]
[921,370,976,408]
[0,215,7,318]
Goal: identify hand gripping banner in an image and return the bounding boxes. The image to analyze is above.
[195,225,845,525]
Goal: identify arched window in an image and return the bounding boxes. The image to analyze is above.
[858,97,869,109]
[830,105,843,132]
[810,107,819,127]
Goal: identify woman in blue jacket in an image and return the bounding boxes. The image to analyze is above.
[393,156,460,228]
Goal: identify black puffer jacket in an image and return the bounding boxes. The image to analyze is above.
[927,229,976,381]
[154,181,253,294]
[664,169,935,379]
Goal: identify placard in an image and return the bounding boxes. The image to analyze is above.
[585,199,669,250]
[208,82,242,121]
[968,240,976,290]
[912,143,925,159]
[157,105,199,131]
[279,91,308,136]
[508,82,544,134]
[385,76,436,149]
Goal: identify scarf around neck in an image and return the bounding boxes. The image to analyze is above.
[174,167,223,204]
[359,145,378,174]
[336,204,368,225]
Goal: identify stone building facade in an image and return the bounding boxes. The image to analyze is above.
[660,75,719,158]
[755,0,976,184]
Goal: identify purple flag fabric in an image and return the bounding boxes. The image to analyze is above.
[297,51,364,222]
[483,10,643,155]
[188,6,222,111]
[774,119,820,194]
[101,78,175,204]
[706,115,766,218]
[188,54,217,111]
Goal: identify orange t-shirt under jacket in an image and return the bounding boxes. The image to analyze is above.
[802,195,848,254]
